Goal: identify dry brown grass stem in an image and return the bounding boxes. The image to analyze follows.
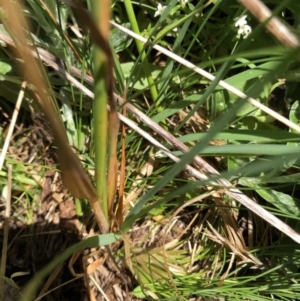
[237,0,300,48]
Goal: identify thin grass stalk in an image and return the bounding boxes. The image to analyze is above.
[107,108,119,216]
[123,0,160,111]
[91,0,110,219]
[0,164,12,297]
[117,102,127,226]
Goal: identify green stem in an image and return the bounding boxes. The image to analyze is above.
[91,1,108,218]
[123,0,160,111]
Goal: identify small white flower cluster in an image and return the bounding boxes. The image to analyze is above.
[235,15,252,39]
[179,0,189,5]
[154,3,167,17]
[154,0,188,17]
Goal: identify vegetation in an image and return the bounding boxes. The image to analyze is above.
[1,0,300,300]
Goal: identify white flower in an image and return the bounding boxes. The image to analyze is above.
[235,15,247,27]
[235,15,252,39]
[154,3,167,17]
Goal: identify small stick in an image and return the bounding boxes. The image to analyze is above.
[0,81,27,171]
[237,0,300,48]
[0,164,12,297]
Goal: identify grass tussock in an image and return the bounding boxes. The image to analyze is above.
[1,0,300,300]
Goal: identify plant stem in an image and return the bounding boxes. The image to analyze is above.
[123,0,160,112]
[91,0,110,218]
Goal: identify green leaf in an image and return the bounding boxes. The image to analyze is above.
[152,94,203,122]
[121,62,164,90]
[61,101,77,148]
[178,130,300,144]
[214,61,281,116]
[0,59,12,75]
[289,100,300,126]
[160,144,299,157]
[259,173,300,184]
[256,188,300,218]
[111,23,133,53]
[240,176,300,217]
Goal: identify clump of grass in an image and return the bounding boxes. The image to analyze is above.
[1,0,300,300]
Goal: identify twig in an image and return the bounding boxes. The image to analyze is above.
[237,0,300,48]
[0,164,12,297]
[0,81,26,171]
